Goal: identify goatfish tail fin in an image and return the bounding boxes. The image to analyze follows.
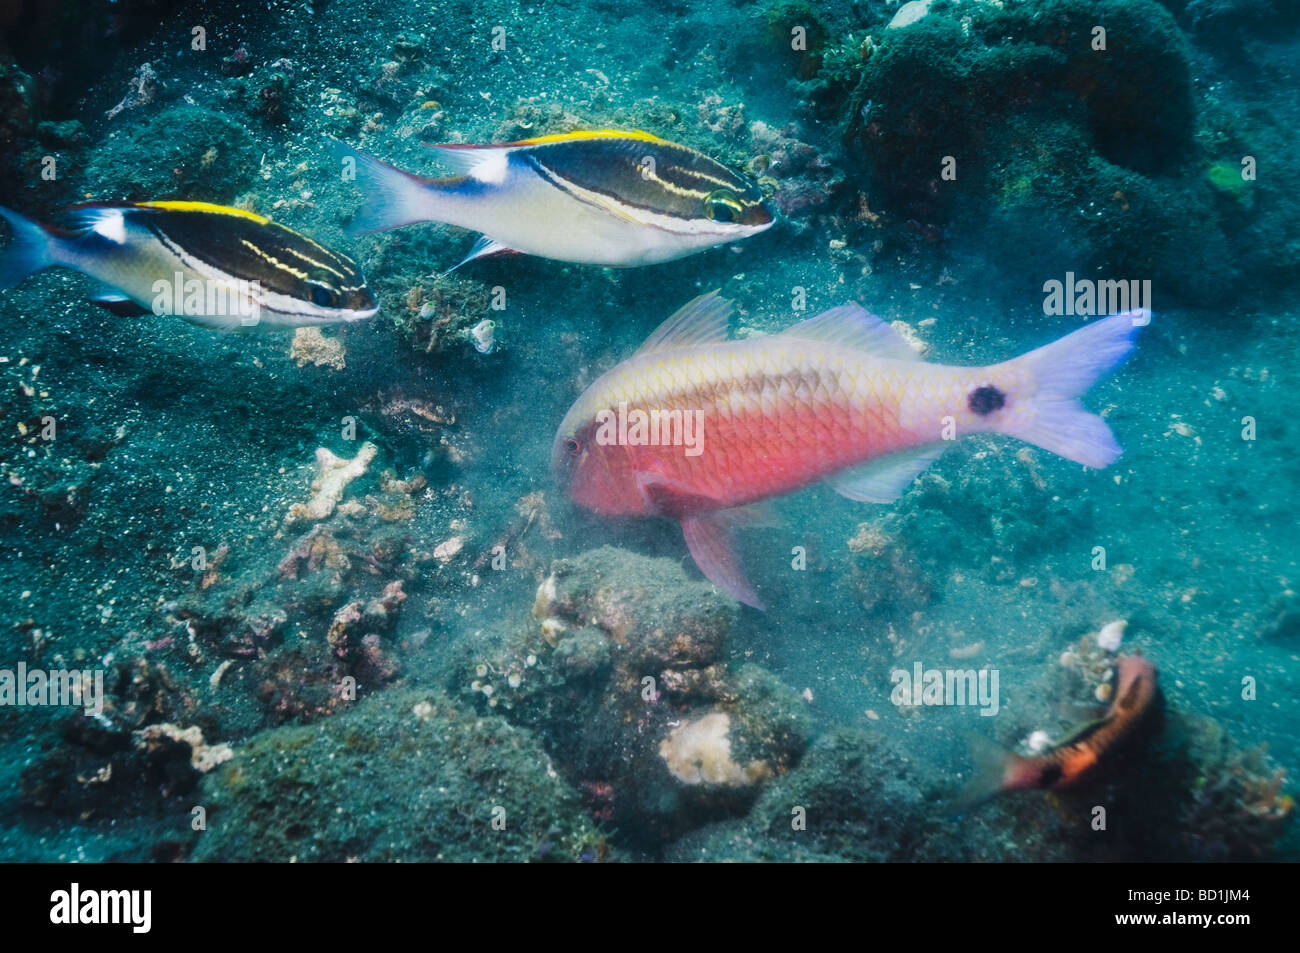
[953,732,1034,810]
[994,310,1147,469]
[0,205,55,289]
[329,139,459,236]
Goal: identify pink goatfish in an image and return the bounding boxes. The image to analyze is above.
[552,293,1146,608]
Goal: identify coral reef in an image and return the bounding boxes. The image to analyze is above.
[1166,716,1294,860]
[833,0,1246,303]
[383,275,492,355]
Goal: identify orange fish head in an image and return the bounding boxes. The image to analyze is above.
[551,409,645,516]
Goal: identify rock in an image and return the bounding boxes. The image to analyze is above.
[87,105,258,202]
[191,689,601,862]
[464,546,810,847]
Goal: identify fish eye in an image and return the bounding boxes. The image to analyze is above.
[310,285,339,308]
[703,189,744,223]
[564,438,581,456]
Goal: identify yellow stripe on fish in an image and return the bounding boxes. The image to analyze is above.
[506,129,670,147]
[332,130,775,268]
[135,200,271,224]
[0,202,377,329]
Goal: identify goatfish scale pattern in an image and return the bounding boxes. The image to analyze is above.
[0,200,377,328]
[334,130,775,269]
[554,292,1147,608]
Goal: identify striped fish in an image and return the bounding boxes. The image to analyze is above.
[553,293,1146,608]
[334,130,775,269]
[0,201,377,328]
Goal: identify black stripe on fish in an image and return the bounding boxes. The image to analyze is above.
[521,137,769,225]
[133,208,372,311]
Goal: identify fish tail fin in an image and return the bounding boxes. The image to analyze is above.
[0,205,55,289]
[995,310,1148,468]
[953,732,1025,809]
[329,139,452,236]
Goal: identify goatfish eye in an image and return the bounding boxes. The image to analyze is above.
[703,188,745,223]
[564,437,582,456]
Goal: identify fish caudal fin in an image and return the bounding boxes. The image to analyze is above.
[955,732,1027,808]
[681,512,765,610]
[0,205,54,290]
[330,139,450,236]
[997,310,1147,469]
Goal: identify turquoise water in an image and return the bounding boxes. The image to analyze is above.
[0,0,1295,861]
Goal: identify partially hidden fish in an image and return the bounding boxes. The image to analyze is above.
[552,292,1147,609]
[960,654,1162,804]
[0,201,377,328]
[333,130,775,269]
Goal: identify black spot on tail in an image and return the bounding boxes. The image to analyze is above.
[968,385,1006,416]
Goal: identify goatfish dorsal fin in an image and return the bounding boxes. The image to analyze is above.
[633,291,733,355]
[778,304,922,361]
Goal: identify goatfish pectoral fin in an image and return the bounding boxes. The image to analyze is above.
[0,205,55,290]
[329,138,459,237]
[631,469,765,610]
[681,512,765,611]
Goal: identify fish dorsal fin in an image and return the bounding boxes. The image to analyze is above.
[426,144,514,184]
[635,292,733,356]
[65,206,132,244]
[779,304,921,361]
[826,444,947,503]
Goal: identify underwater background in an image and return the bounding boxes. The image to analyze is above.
[0,0,1296,862]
